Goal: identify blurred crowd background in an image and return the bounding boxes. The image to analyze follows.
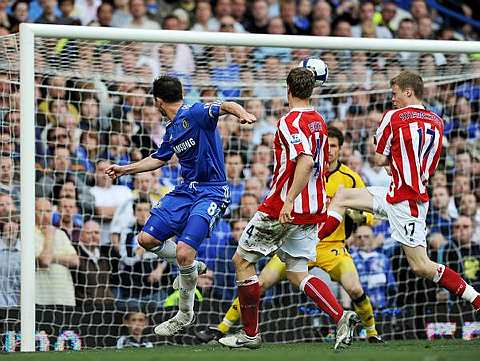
[0,0,479,349]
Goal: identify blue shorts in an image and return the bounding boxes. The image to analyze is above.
[143,182,230,250]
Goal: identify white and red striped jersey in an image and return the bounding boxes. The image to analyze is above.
[375,104,444,205]
[258,107,329,224]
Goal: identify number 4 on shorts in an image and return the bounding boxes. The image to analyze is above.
[246,225,254,238]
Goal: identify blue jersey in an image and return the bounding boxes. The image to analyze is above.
[152,102,226,184]
[351,249,396,309]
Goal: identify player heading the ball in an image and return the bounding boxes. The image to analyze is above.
[219,65,359,351]
[105,75,256,336]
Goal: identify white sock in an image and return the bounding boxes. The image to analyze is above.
[150,239,177,265]
[178,261,198,318]
[462,284,479,303]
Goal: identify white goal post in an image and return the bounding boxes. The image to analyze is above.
[18,23,480,352]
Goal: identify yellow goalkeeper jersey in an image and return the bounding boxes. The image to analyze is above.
[323,162,373,242]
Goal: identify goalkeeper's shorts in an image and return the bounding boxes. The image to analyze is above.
[308,241,357,282]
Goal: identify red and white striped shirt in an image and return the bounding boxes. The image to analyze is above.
[258,108,329,224]
[375,104,444,205]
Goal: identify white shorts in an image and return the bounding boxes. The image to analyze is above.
[237,211,318,263]
[367,186,428,248]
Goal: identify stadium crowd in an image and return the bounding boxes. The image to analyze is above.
[0,0,479,347]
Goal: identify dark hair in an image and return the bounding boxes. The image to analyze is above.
[286,67,315,100]
[390,70,424,99]
[327,126,344,146]
[133,195,151,212]
[152,75,183,103]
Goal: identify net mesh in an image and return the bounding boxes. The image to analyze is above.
[0,32,479,350]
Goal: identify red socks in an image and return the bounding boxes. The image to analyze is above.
[237,275,261,337]
[434,264,480,310]
[301,275,344,324]
[435,265,466,296]
[318,211,343,240]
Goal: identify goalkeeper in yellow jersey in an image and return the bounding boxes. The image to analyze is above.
[196,126,383,343]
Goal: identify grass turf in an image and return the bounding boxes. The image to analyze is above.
[5,340,480,361]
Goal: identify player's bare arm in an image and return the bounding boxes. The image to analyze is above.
[105,156,166,180]
[220,101,257,124]
[279,153,314,224]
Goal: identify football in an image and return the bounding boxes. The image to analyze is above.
[299,57,328,87]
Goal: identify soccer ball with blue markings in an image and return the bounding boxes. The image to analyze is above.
[299,58,328,87]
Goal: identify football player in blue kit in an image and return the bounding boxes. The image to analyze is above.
[105,75,256,335]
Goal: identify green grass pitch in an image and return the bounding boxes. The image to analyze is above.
[6,340,480,361]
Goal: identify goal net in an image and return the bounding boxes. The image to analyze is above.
[1,26,480,350]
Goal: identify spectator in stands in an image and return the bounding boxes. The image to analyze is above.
[117,197,169,308]
[72,220,119,305]
[445,216,480,291]
[231,0,246,24]
[450,174,471,218]
[72,0,100,25]
[311,18,331,36]
[417,16,434,40]
[191,0,214,32]
[333,18,352,37]
[122,0,159,29]
[0,220,21,307]
[243,0,269,34]
[244,177,265,203]
[251,144,273,172]
[0,156,19,203]
[35,197,79,306]
[410,0,429,23]
[9,0,30,33]
[90,160,133,245]
[0,128,17,159]
[250,161,271,192]
[447,96,479,140]
[35,0,62,24]
[233,192,259,220]
[36,146,75,195]
[427,186,455,239]
[38,75,79,120]
[57,0,81,25]
[111,0,132,27]
[351,1,391,39]
[280,0,307,35]
[117,312,153,348]
[225,153,245,209]
[89,2,113,26]
[0,193,16,226]
[75,131,99,174]
[79,97,102,131]
[212,0,244,32]
[351,225,396,309]
[311,0,330,22]
[458,193,480,244]
[52,197,83,244]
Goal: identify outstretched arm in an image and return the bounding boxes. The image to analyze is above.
[220,101,256,124]
[279,154,314,224]
[105,155,166,180]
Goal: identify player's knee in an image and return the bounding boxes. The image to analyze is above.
[176,242,196,266]
[409,261,430,278]
[232,252,249,270]
[286,272,305,288]
[348,284,364,300]
[138,232,156,249]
